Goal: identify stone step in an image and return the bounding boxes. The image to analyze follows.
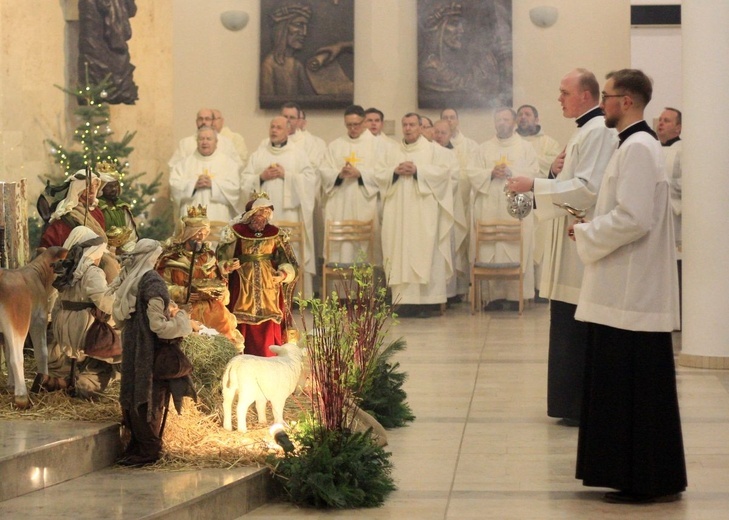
[0,464,275,519]
[0,419,121,502]
[0,419,277,519]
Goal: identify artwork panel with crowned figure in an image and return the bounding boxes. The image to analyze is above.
[259,0,354,109]
[417,0,512,109]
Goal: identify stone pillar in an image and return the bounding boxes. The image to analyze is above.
[678,0,729,368]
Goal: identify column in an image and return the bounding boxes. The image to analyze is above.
[678,0,729,368]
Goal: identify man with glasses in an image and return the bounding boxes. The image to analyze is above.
[168,108,243,170]
[319,106,382,290]
[279,102,326,168]
[570,68,686,504]
[507,68,616,426]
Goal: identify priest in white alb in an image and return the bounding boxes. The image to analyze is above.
[169,126,243,224]
[241,116,317,298]
[466,107,539,311]
[375,112,455,317]
[319,105,382,280]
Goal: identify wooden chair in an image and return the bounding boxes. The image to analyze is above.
[470,219,525,315]
[322,219,375,297]
[273,220,305,296]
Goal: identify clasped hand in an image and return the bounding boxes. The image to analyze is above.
[262,164,284,181]
[394,161,417,176]
[195,174,212,190]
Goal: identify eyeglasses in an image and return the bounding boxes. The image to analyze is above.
[601,93,625,102]
[345,121,363,128]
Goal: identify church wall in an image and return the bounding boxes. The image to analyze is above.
[172,0,630,153]
[0,1,68,195]
[0,0,173,210]
[1,0,629,216]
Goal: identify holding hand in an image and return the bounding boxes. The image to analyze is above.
[551,150,566,176]
[221,259,241,275]
[491,164,511,180]
[506,176,533,193]
[190,319,201,333]
[567,219,588,241]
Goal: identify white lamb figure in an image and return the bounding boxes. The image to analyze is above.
[222,342,304,432]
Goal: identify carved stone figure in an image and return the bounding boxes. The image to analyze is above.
[78,0,139,104]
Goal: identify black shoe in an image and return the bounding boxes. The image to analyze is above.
[483,299,506,311]
[447,295,463,306]
[603,491,681,504]
[118,455,159,467]
[557,417,580,427]
[503,300,520,312]
[395,304,416,317]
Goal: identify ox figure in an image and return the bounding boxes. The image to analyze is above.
[0,246,68,407]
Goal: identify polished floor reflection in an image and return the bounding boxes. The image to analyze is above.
[245,303,729,519]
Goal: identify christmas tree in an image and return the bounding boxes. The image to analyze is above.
[42,72,170,241]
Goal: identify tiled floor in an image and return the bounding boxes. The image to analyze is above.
[245,302,729,519]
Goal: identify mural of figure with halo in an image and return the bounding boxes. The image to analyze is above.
[260,0,354,109]
[418,0,512,109]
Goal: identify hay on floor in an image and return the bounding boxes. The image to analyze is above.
[1,336,311,469]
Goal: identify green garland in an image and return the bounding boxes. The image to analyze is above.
[358,337,416,428]
[268,420,396,508]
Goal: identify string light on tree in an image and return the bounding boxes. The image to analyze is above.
[43,69,165,237]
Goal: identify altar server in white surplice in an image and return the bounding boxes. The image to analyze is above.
[320,105,383,273]
[466,107,539,310]
[242,116,317,298]
[375,113,455,315]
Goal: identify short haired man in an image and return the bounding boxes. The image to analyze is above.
[168,108,243,170]
[319,105,382,283]
[364,107,385,136]
[432,119,452,148]
[280,102,326,167]
[657,107,683,323]
[364,107,398,150]
[441,107,478,297]
[515,104,561,302]
[169,126,243,223]
[440,107,479,165]
[375,112,455,317]
[432,119,469,304]
[570,69,686,504]
[242,117,317,298]
[211,108,248,166]
[508,69,617,426]
[420,115,435,141]
[467,107,539,311]
[656,107,682,251]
